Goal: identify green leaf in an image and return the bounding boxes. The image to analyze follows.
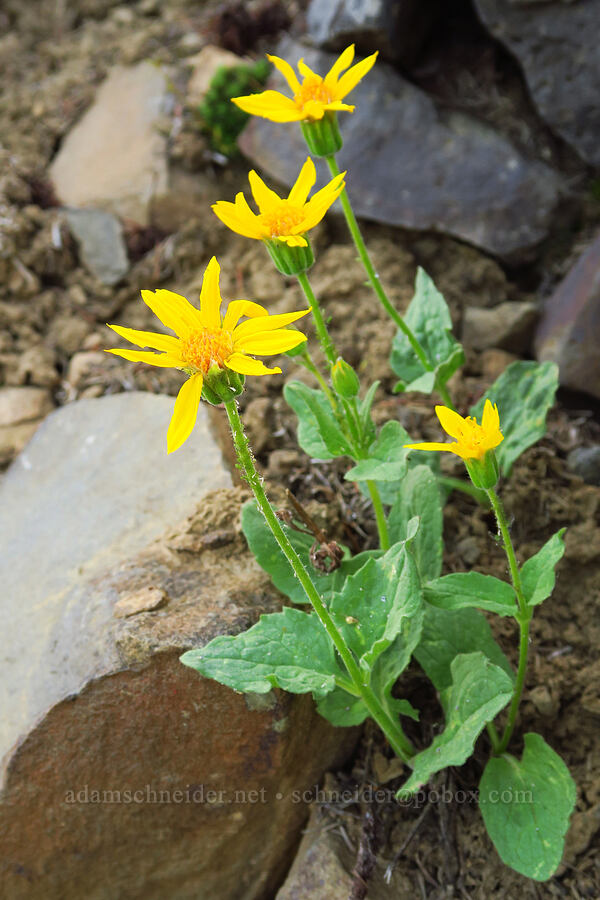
[424,571,518,616]
[316,688,370,726]
[345,420,412,483]
[398,653,513,795]
[479,733,576,881]
[390,267,464,394]
[284,380,353,459]
[180,606,342,697]
[521,528,566,607]
[470,360,559,476]
[329,538,422,669]
[242,501,383,606]
[388,465,444,581]
[242,500,340,605]
[415,606,514,693]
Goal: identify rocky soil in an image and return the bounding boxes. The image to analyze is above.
[1,0,600,897]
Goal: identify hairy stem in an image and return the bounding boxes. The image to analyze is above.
[224,399,414,762]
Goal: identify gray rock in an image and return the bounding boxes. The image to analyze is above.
[238,38,564,260]
[474,0,600,167]
[567,446,600,487]
[306,0,434,65]
[49,62,171,225]
[64,208,129,285]
[0,393,356,899]
[462,301,538,352]
[535,230,600,399]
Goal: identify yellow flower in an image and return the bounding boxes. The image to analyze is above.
[212,157,345,248]
[106,257,308,453]
[404,401,504,461]
[232,44,378,122]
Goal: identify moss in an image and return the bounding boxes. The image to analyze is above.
[197,59,271,158]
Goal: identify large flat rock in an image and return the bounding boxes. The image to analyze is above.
[0,392,231,768]
[239,38,564,261]
[0,392,356,899]
[474,0,600,167]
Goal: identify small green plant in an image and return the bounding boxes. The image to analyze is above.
[109,44,576,885]
[197,59,271,157]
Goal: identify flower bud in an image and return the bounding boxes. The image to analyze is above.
[201,366,245,405]
[300,112,343,157]
[465,449,499,491]
[264,238,314,276]
[331,358,360,398]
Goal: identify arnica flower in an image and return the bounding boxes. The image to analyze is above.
[232,44,378,124]
[106,257,308,453]
[404,401,504,461]
[212,157,344,249]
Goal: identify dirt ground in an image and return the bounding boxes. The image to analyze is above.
[1,0,599,897]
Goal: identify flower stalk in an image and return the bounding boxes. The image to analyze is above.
[324,154,455,410]
[486,487,532,756]
[224,397,414,762]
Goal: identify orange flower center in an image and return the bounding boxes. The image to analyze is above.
[294,76,331,109]
[261,203,305,238]
[180,327,234,374]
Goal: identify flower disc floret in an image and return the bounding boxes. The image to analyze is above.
[231,45,378,123]
[212,157,345,248]
[404,400,504,461]
[105,257,309,453]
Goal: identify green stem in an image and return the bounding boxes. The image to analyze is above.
[297,348,337,408]
[486,488,531,756]
[367,480,390,551]
[224,399,414,762]
[325,154,455,411]
[296,270,338,368]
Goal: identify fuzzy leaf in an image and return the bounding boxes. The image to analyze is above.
[479,733,576,881]
[470,361,558,476]
[388,465,444,581]
[424,571,518,617]
[284,380,353,459]
[344,420,412,483]
[415,606,514,693]
[398,653,513,795]
[181,607,342,696]
[391,267,464,394]
[521,528,566,607]
[329,535,422,669]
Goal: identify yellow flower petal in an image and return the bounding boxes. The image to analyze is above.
[235,329,307,355]
[107,324,181,353]
[232,91,303,122]
[267,54,301,93]
[222,299,269,332]
[105,348,183,368]
[287,157,317,207]
[233,308,309,341]
[301,99,327,120]
[212,197,264,240]
[140,288,202,338]
[167,373,204,454]
[248,170,282,215]
[225,353,281,376]
[334,52,378,100]
[198,257,222,330]
[482,399,499,433]
[435,405,468,440]
[278,233,308,247]
[297,59,320,80]
[324,45,355,89]
[404,441,461,455]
